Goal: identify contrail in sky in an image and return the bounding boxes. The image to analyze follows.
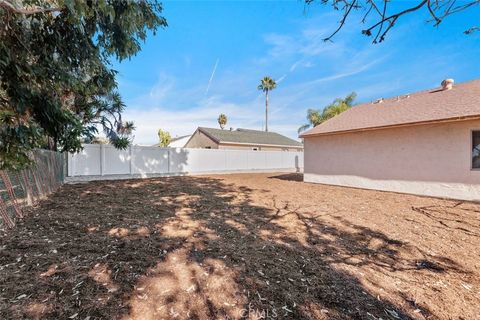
[205,58,219,96]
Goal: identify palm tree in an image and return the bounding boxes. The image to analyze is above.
[298,92,356,133]
[217,113,227,129]
[257,76,277,132]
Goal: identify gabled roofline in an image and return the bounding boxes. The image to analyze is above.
[170,134,192,142]
[300,114,480,138]
[197,127,221,143]
[183,128,219,147]
[197,127,303,147]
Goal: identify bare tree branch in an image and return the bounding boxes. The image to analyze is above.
[372,0,388,43]
[308,0,480,43]
[465,26,480,34]
[427,0,442,25]
[323,0,358,42]
[362,0,428,38]
[0,0,61,15]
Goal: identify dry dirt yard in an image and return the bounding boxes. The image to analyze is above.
[0,173,479,320]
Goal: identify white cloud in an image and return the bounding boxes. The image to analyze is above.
[124,97,273,145]
[121,13,389,145]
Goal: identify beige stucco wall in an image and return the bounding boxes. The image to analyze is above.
[184,130,219,149]
[304,119,480,201]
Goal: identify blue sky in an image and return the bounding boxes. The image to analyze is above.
[113,1,480,145]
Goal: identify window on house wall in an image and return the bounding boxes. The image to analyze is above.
[205,146,211,149]
[252,147,258,151]
[473,131,480,169]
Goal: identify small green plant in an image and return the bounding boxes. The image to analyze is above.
[158,129,172,147]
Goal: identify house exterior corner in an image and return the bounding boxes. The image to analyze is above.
[303,119,480,201]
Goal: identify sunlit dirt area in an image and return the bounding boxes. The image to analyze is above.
[1,173,479,319]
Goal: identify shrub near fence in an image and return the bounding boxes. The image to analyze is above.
[0,150,64,229]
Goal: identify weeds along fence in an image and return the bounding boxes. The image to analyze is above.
[0,150,64,229]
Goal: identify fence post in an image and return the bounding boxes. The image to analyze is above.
[167,148,171,174]
[68,152,75,177]
[129,145,133,175]
[100,145,105,176]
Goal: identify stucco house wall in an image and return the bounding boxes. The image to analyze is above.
[304,119,480,201]
[184,130,219,149]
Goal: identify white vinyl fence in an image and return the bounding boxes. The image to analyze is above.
[67,144,303,178]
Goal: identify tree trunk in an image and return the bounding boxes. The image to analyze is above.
[265,91,268,132]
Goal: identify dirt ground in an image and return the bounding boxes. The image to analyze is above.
[0,173,479,320]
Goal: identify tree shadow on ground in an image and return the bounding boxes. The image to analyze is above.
[268,173,304,182]
[0,175,471,319]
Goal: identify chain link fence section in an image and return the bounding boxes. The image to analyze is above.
[0,150,64,229]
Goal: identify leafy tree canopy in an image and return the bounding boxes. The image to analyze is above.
[157,128,171,147]
[299,92,356,133]
[257,76,277,93]
[0,0,167,170]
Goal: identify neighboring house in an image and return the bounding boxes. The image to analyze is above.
[151,135,192,148]
[300,79,480,201]
[185,127,303,151]
[169,135,192,148]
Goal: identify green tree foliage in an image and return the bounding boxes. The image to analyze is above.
[217,113,227,129]
[0,0,167,170]
[157,128,171,147]
[299,92,356,133]
[257,76,276,132]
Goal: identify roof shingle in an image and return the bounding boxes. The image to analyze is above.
[300,79,480,137]
[199,127,303,147]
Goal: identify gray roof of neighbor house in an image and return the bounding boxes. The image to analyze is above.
[300,79,480,138]
[198,127,303,147]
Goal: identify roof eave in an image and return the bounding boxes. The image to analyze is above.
[219,141,303,148]
[197,127,221,144]
[300,115,480,138]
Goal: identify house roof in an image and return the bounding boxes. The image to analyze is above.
[151,135,191,147]
[198,127,303,147]
[300,79,480,138]
[170,134,191,143]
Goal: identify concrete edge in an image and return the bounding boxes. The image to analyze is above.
[66,168,303,183]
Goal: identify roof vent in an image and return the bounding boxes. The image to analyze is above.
[441,78,454,90]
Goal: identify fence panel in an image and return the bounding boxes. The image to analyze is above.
[132,146,169,175]
[0,150,64,229]
[68,144,303,178]
[225,150,249,171]
[103,145,130,175]
[68,144,101,176]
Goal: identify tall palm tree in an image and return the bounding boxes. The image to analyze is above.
[257,76,277,132]
[298,92,356,133]
[217,113,227,129]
